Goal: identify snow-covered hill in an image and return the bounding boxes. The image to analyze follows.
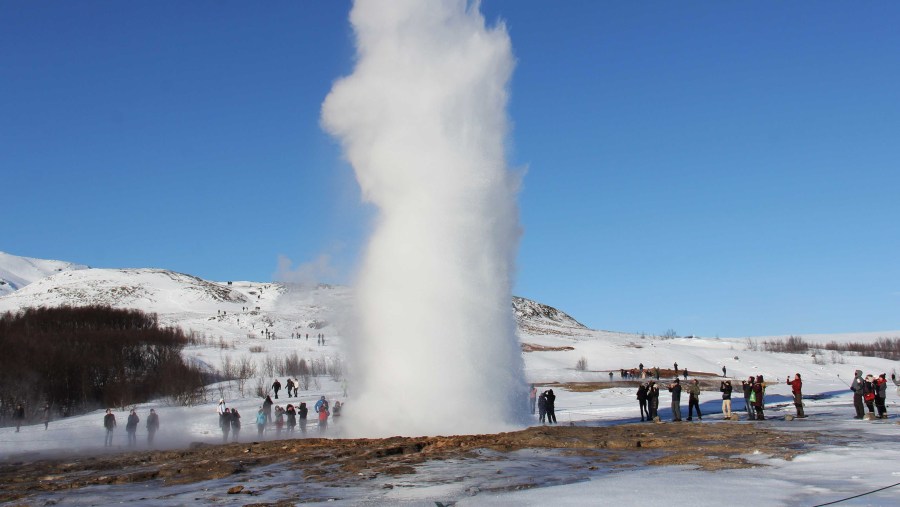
[0,251,88,297]
[4,251,900,507]
[0,252,584,342]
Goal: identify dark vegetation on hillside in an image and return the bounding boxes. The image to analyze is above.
[751,335,900,361]
[0,306,210,426]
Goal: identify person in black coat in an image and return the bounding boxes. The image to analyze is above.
[637,383,649,421]
[544,390,557,424]
[263,395,274,425]
[538,391,547,423]
[103,409,116,447]
[720,380,733,419]
[298,402,309,435]
[230,408,241,442]
[13,404,25,432]
[146,409,160,445]
[221,408,233,442]
[125,409,140,447]
[668,379,682,422]
[272,379,282,399]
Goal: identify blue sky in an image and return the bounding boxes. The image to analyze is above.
[2,1,898,337]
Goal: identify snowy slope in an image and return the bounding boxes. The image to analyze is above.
[0,250,88,297]
[3,252,900,506]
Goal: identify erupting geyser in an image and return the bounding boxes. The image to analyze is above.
[322,0,527,436]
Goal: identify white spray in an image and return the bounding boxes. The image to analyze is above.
[322,0,526,436]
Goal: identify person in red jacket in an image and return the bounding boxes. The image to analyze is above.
[318,402,329,432]
[786,373,805,418]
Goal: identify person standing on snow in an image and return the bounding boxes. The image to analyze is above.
[263,395,274,425]
[647,381,660,420]
[317,401,330,431]
[720,380,733,419]
[298,402,309,435]
[636,383,649,422]
[13,404,25,432]
[146,409,160,445]
[786,373,805,418]
[103,409,116,447]
[221,408,232,442]
[538,391,547,423]
[125,409,140,447]
[529,385,538,415]
[687,379,702,421]
[272,379,282,399]
[752,376,766,420]
[43,404,51,430]
[544,389,557,424]
[874,374,888,419]
[862,375,877,415]
[741,377,755,420]
[256,408,267,438]
[217,399,227,429]
[314,395,329,416]
[668,378,682,422]
[285,378,295,398]
[285,404,297,434]
[230,408,241,441]
[850,369,865,419]
[274,405,285,437]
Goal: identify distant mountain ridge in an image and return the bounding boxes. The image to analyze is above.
[0,251,89,297]
[0,252,587,336]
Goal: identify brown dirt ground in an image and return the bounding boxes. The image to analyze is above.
[0,421,826,504]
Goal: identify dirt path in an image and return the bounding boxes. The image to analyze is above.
[0,421,826,503]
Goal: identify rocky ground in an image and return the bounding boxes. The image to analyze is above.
[0,421,828,505]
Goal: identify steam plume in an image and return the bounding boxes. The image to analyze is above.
[322,0,526,436]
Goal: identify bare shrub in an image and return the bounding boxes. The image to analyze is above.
[282,352,304,377]
[762,336,809,354]
[329,357,344,381]
[248,345,266,353]
[235,356,257,397]
[299,372,311,391]
[262,355,277,377]
[823,337,900,360]
[575,357,588,371]
[221,355,237,380]
[254,377,266,398]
